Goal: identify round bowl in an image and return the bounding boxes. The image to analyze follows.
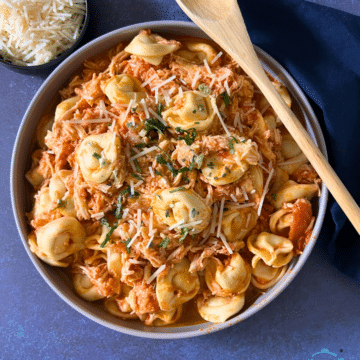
[0,0,89,74]
[11,20,328,339]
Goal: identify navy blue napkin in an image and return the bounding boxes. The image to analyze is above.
[237,0,360,280]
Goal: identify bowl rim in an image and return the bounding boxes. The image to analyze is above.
[0,0,89,72]
[10,20,328,339]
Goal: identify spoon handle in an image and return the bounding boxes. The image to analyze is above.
[176,0,360,234]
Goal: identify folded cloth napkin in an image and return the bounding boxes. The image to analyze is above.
[237,0,360,280]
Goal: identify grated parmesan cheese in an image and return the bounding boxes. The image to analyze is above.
[216,198,226,237]
[141,74,156,88]
[149,166,155,178]
[257,168,274,216]
[140,98,150,119]
[203,59,212,74]
[211,51,223,64]
[213,101,231,136]
[146,264,166,284]
[152,75,176,91]
[191,70,200,89]
[219,233,233,254]
[130,146,158,161]
[0,0,86,66]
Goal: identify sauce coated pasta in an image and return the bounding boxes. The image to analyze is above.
[26,30,320,325]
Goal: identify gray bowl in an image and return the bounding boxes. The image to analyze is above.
[10,21,328,339]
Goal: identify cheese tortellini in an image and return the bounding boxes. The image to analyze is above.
[55,96,81,121]
[76,132,125,184]
[124,31,180,65]
[205,253,251,296]
[201,139,260,186]
[197,294,245,323]
[175,41,218,65]
[156,258,200,311]
[151,187,211,233]
[101,74,146,104]
[163,91,217,131]
[73,273,105,301]
[251,259,287,290]
[270,180,318,209]
[221,208,258,242]
[35,217,86,264]
[247,232,294,268]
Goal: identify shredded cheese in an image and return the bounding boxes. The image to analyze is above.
[211,51,223,64]
[219,232,233,254]
[191,70,200,89]
[177,220,203,229]
[241,186,249,201]
[122,99,134,124]
[146,264,166,284]
[130,146,158,161]
[217,198,226,237]
[91,212,105,220]
[228,202,255,209]
[210,203,218,234]
[224,80,231,96]
[141,74,156,88]
[168,220,184,231]
[0,0,86,66]
[152,75,176,91]
[257,168,274,216]
[140,98,150,119]
[130,180,134,195]
[149,166,155,178]
[230,194,237,202]
[213,101,231,136]
[203,59,212,74]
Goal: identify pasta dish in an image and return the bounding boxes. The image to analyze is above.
[26,30,320,326]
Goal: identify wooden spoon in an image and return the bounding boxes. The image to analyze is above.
[176,0,360,234]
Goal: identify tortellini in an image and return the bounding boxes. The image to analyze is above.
[163,91,217,131]
[35,217,86,264]
[55,96,81,120]
[76,132,125,184]
[25,149,46,189]
[73,273,105,301]
[201,139,260,186]
[156,258,200,311]
[197,293,245,323]
[36,114,54,148]
[151,187,211,233]
[247,232,294,268]
[251,259,287,290]
[205,253,251,296]
[269,208,292,236]
[249,165,264,194]
[270,180,318,209]
[175,42,218,64]
[31,187,52,218]
[221,208,258,242]
[146,306,183,327]
[101,74,146,104]
[107,249,122,280]
[279,152,308,175]
[49,170,76,217]
[104,285,138,320]
[124,31,180,65]
[281,133,302,159]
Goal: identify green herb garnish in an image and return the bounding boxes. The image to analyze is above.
[134,159,141,173]
[156,154,178,177]
[125,238,132,253]
[113,193,123,219]
[191,208,196,218]
[157,103,163,118]
[100,221,118,248]
[144,118,166,134]
[169,187,185,193]
[207,161,214,169]
[92,152,101,160]
[228,136,239,155]
[197,104,205,112]
[165,209,170,218]
[175,127,197,146]
[192,109,196,114]
[131,107,137,112]
[271,194,277,201]
[56,199,67,208]
[198,83,211,95]
[131,173,143,181]
[220,91,231,108]
[179,227,190,242]
[158,237,170,248]
[155,170,162,176]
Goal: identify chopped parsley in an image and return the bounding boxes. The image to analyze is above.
[169,187,185,193]
[179,227,190,242]
[165,209,170,218]
[92,152,101,160]
[228,136,239,154]
[175,127,197,146]
[131,173,143,181]
[155,169,162,176]
[134,159,141,173]
[192,109,196,114]
[56,199,67,208]
[156,154,178,177]
[113,193,123,219]
[158,237,170,248]
[100,221,118,248]
[144,118,166,134]
[197,104,205,112]
[157,103,164,118]
[271,194,277,201]
[198,83,211,95]
[191,208,196,218]
[119,185,139,199]
[125,238,132,253]
[220,91,231,108]
[207,161,214,169]
[131,106,137,112]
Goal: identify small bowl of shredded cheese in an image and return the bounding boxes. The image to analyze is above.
[0,0,88,71]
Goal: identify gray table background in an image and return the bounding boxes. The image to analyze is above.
[1,1,360,359]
